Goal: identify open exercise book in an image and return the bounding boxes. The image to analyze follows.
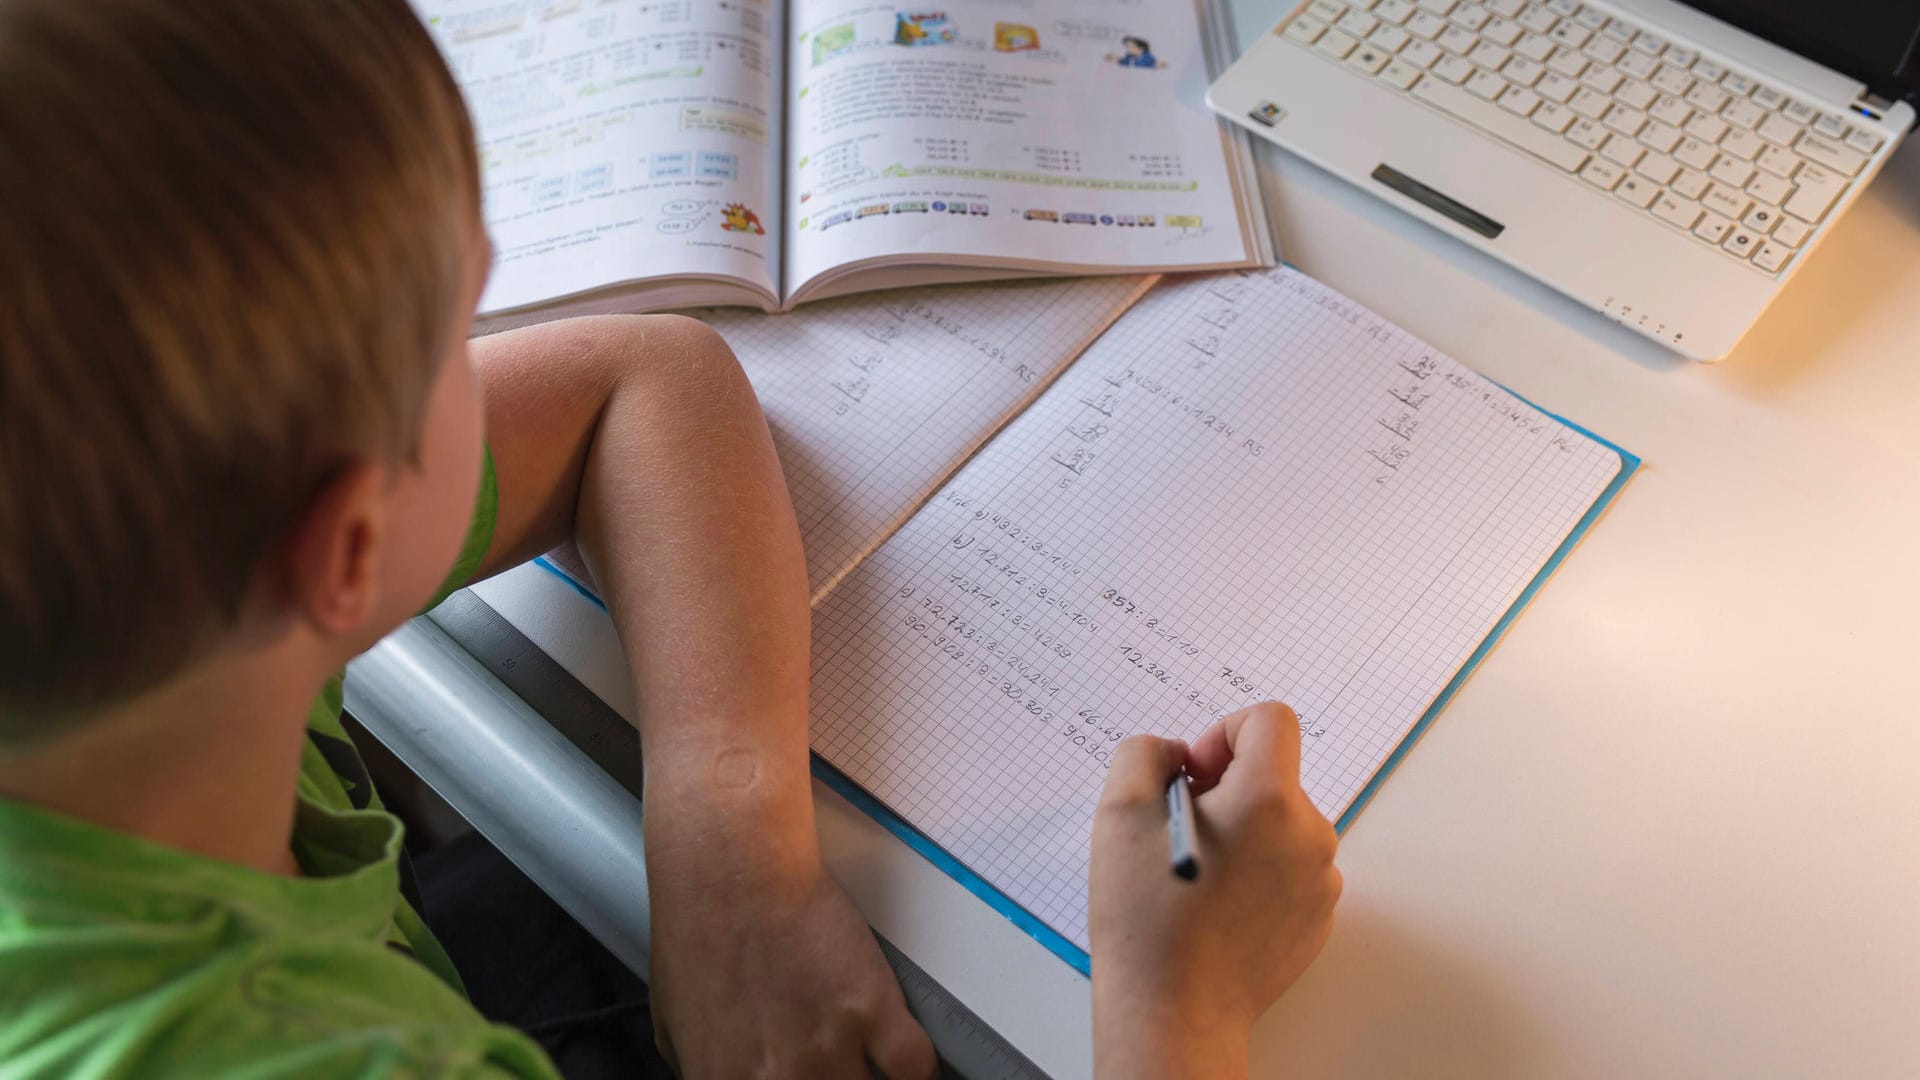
[414,0,1269,327]
[526,267,1637,972]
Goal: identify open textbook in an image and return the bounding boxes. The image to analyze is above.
[526,268,1637,971]
[414,0,1270,326]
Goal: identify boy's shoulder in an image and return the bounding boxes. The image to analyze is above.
[0,721,547,1078]
[0,448,525,1078]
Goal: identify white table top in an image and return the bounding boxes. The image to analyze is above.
[388,4,1920,1074]
[1218,1,1920,1075]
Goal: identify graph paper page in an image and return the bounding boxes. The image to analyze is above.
[808,267,1626,951]
[541,275,1149,595]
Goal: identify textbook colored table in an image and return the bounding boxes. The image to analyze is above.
[349,1,1920,1071]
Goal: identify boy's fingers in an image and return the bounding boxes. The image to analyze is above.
[1099,735,1188,810]
[1187,702,1303,797]
[868,1004,938,1080]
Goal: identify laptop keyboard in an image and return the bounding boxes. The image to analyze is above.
[1278,0,1887,276]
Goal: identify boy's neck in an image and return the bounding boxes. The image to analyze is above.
[0,640,332,877]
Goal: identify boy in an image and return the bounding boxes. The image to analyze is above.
[0,2,1339,1077]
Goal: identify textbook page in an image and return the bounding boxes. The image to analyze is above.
[781,0,1257,300]
[807,268,1628,955]
[417,0,786,320]
[540,274,1151,597]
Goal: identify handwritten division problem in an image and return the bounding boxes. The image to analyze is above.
[808,267,1625,951]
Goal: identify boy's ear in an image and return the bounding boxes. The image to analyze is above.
[282,462,390,636]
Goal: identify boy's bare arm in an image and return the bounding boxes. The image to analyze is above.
[469,314,934,1078]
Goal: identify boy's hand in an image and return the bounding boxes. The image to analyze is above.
[646,822,936,1080]
[1088,702,1342,1080]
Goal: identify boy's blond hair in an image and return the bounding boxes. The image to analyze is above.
[0,0,480,726]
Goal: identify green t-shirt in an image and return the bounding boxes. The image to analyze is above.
[0,450,561,1078]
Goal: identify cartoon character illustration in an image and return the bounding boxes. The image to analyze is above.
[895,12,957,47]
[993,22,1039,52]
[1107,35,1166,68]
[721,203,765,234]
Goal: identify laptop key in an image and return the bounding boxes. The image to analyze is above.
[1753,144,1802,178]
[1565,117,1605,149]
[1603,105,1648,137]
[1600,132,1644,167]
[1794,132,1866,177]
[1684,83,1728,113]
[1674,136,1717,171]
[1616,80,1657,111]
[1449,3,1492,31]
[1484,17,1524,45]
[1702,183,1751,221]
[1811,113,1848,140]
[1755,113,1801,146]
[1579,158,1624,189]
[1638,120,1682,154]
[1751,240,1792,273]
[1515,32,1556,62]
[1635,151,1680,184]
[1499,87,1542,116]
[1741,204,1780,234]
[1718,128,1764,160]
[1467,69,1507,99]
[1380,57,1424,88]
[1782,162,1843,222]
[1649,95,1692,126]
[1532,101,1576,132]
[1517,6,1557,34]
[1671,167,1709,199]
[1580,65,1623,94]
[1316,27,1360,58]
[1505,57,1546,85]
[1569,87,1610,118]
[1707,155,1753,189]
[1745,172,1790,206]
[1407,10,1448,38]
[1432,53,1475,82]
[1338,9,1381,37]
[1347,43,1393,73]
[1286,15,1330,43]
[1693,210,1733,243]
[1651,192,1703,229]
[1535,70,1578,101]
[1722,227,1760,258]
[1370,23,1413,51]
[1843,127,1883,155]
[1683,112,1728,143]
[1614,173,1659,208]
[1769,215,1810,248]
[1402,39,1443,67]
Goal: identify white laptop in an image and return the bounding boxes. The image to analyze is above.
[1208,0,1919,359]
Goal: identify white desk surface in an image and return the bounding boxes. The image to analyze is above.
[447,4,1920,1074]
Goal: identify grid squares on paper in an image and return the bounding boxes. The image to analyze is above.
[532,276,1144,595]
[704,276,1145,595]
[808,267,1625,952]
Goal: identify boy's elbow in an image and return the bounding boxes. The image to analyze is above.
[613,313,756,418]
